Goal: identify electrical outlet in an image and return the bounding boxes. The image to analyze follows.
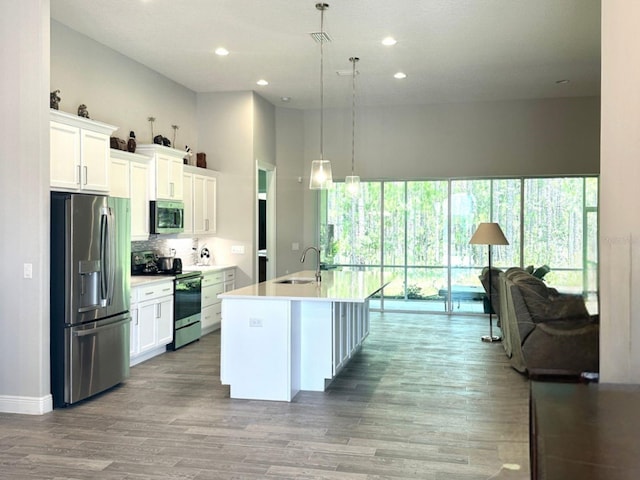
[292,242,299,251]
[231,245,245,254]
[249,318,263,327]
[23,263,33,279]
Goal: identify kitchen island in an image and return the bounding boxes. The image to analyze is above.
[219,270,388,401]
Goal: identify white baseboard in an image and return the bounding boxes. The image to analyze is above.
[130,345,167,366]
[0,394,53,415]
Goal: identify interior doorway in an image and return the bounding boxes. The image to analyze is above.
[257,161,276,282]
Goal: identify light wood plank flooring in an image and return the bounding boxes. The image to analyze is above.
[0,313,530,479]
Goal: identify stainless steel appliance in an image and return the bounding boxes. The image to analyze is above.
[131,251,201,350]
[150,200,184,234]
[170,271,202,350]
[50,192,131,408]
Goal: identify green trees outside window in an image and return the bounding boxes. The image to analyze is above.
[322,176,598,313]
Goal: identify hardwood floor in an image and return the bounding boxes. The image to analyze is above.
[0,313,530,479]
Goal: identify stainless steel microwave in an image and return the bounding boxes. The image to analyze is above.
[150,200,184,234]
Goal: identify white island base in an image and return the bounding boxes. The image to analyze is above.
[220,270,384,401]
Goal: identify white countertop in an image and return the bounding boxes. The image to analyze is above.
[130,265,235,287]
[182,264,235,274]
[219,270,389,303]
[131,276,174,287]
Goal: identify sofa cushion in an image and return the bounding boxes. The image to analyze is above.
[511,272,588,322]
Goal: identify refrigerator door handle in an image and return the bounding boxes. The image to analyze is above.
[107,207,117,306]
[73,317,130,337]
[100,209,109,307]
[99,208,109,306]
[100,206,118,307]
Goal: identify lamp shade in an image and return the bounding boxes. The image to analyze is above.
[469,222,509,246]
[345,175,360,196]
[309,159,333,189]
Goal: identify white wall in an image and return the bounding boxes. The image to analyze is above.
[0,0,52,414]
[302,96,600,182]
[253,93,276,170]
[275,108,306,276]
[599,1,640,383]
[51,21,198,150]
[196,92,255,286]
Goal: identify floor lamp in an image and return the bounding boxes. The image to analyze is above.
[469,222,509,343]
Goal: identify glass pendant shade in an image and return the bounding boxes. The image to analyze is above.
[309,159,333,189]
[345,175,360,196]
[308,3,332,190]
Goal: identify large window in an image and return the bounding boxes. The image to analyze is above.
[322,176,598,313]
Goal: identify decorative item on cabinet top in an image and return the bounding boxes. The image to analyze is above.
[184,146,193,165]
[110,137,127,151]
[197,152,206,168]
[77,104,90,118]
[50,90,61,110]
[127,131,137,153]
[154,134,171,147]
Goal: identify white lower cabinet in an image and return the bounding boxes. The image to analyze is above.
[130,280,174,366]
[201,268,235,334]
[332,301,369,376]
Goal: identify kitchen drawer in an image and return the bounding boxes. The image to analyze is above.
[224,269,235,282]
[202,282,224,308]
[202,271,224,286]
[202,303,222,331]
[135,281,174,302]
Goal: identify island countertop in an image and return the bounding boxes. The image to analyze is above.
[219,269,388,303]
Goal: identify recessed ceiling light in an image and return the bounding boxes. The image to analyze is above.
[382,36,397,46]
[281,96,291,103]
[556,79,570,84]
[215,47,229,56]
[256,79,269,86]
[394,72,407,79]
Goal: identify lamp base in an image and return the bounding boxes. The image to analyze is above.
[481,335,502,343]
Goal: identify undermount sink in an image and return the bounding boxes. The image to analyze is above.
[276,278,315,285]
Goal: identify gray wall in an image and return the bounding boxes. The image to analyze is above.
[0,0,52,413]
[302,96,600,181]
[51,21,198,151]
[196,92,255,286]
[275,108,306,276]
[600,1,640,383]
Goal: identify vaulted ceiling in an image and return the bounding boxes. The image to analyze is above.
[51,0,601,109]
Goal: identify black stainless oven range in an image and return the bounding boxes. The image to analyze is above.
[170,271,202,350]
[131,251,202,351]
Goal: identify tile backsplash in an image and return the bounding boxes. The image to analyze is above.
[132,237,201,266]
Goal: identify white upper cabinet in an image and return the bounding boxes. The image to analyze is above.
[137,144,185,201]
[183,171,194,234]
[50,109,117,193]
[184,165,217,236]
[196,175,216,235]
[109,149,134,198]
[130,156,152,240]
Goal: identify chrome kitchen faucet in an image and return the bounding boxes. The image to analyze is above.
[300,246,321,283]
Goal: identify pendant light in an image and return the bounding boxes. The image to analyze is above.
[309,3,333,190]
[345,56,360,197]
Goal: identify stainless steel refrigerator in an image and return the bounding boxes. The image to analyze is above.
[50,192,131,408]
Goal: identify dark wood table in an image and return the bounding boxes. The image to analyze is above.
[530,381,640,479]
